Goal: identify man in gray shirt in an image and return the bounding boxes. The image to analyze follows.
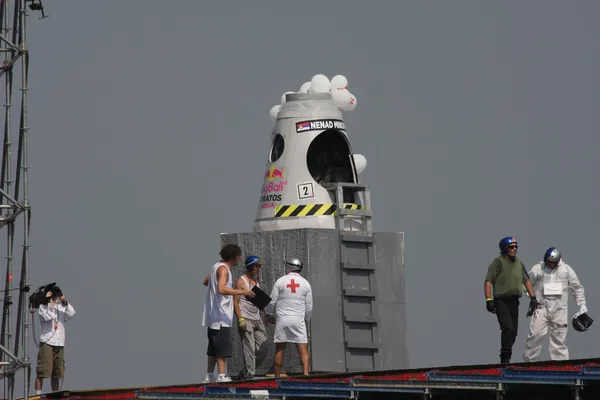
[233,256,269,379]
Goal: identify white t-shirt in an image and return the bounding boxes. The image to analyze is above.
[38,301,76,346]
[202,262,234,329]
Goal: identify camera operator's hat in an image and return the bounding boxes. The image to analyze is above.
[48,285,62,296]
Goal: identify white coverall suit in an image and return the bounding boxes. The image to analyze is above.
[265,272,313,344]
[523,260,587,362]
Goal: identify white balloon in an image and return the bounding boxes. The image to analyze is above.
[353,154,367,174]
[331,88,351,108]
[280,91,294,105]
[269,105,281,120]
[344,92,357,111]
[331,88,355,111]
[299,82,311,93]
[330,75,348,91]
[310,74,330,93]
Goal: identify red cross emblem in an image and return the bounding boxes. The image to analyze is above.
[286,279,300,293]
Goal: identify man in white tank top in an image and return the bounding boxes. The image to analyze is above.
[265,257,313,377]
[202,244,255,383]
[233,256,269,379]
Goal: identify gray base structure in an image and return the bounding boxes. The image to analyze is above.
[220,228,408,376]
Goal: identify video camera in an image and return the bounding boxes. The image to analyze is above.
[28,282,63,310]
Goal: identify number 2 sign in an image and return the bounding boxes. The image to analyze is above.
[297,182,315,200]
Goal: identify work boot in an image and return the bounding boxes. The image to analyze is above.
[238,370,254,380]
[500,350,511,365]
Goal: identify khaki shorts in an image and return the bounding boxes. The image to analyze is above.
[36,343,64,379]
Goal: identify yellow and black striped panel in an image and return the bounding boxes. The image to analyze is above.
[274,203,363,218]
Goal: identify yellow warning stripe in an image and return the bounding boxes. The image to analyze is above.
[274,203,363,218]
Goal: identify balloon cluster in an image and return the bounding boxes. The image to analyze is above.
[269,74,358,120]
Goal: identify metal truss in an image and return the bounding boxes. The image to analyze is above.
[0,1,47,400]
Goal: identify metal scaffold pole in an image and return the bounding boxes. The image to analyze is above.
[0,1,46,400]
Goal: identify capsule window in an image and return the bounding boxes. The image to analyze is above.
[306,129,357,202]
[269,134,284,162]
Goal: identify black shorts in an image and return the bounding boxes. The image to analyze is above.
[206,326,232,358]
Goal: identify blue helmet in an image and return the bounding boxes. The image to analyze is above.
[499,237,518,253]
[245,256,263,270]
[544,247,561,263]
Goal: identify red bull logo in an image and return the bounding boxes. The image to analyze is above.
[261,166,287,208]
[265,166,284,182]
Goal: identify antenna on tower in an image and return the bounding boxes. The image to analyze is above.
[0,1,47,400]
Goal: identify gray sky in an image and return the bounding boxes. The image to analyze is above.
[4,0,600,393]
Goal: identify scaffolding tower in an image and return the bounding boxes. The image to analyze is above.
[0,1,45,400]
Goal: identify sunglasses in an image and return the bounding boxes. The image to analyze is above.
[507,245,518,249]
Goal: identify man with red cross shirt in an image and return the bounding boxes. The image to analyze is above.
[265,257,313,377]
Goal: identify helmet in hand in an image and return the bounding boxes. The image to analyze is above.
[573,312,594,332]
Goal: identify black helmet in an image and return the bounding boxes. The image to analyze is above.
[573,313,594,332]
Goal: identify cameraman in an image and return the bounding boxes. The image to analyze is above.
[34,286,76,394]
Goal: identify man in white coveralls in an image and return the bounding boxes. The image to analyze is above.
[522,247,588,362]
[265,257,313,377]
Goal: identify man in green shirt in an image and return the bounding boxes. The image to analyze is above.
[484,236,539,364]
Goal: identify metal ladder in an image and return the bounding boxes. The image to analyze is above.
[324,182,381,372]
